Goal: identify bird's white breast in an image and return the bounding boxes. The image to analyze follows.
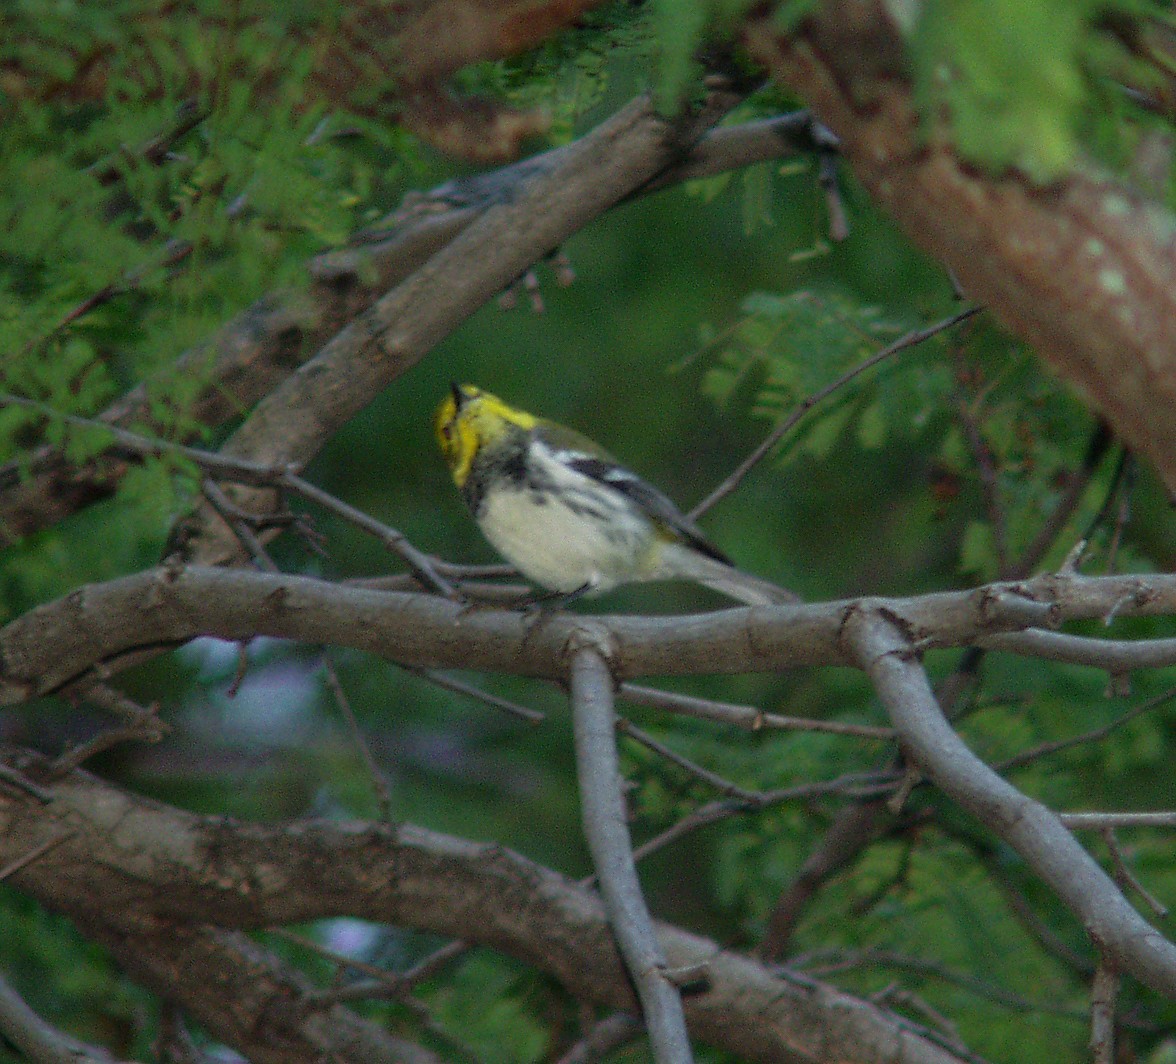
[477,448,654,594]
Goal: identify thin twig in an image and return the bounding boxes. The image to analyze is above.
[1006,422,1112,579]
[322,657,393,821]
[201,479,281,573]
[625,771,901,872]
[690,305,982,519]
[48,718,168,778]
[797,948,1091,1020]
[620,682,893,739]
[954,379,1010,574]
[309,940,471,1005]
[1101,827,1169,917]
[617,718,762,800]
[870,985,967,1054]
[553,1014,643,1064]
[569,638,693,1063]
[997,684,1176,773]
[284,474,460,598]
[275,928,468,1005]
[0,391,460,599]
[0,830,73,883]
[966,839,1094,975]
[403,666,544,723]
[1105,457,1135,574]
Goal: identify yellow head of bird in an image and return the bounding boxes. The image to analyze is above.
[435,383,535,487]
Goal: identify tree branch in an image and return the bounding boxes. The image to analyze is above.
[0,972,120,1064]
[843,604,1176,999]
[4,567,1176,703]
[570,636,692,1062]
[0,748,987,1064]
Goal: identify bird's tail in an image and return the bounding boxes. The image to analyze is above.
[697,568,801,606]
[657,543,800,606]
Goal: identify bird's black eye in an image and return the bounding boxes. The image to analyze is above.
[450,381,466,411]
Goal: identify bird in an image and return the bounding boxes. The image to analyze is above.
[434,383,797,607]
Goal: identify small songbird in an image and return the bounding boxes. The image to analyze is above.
[435,383,797,606]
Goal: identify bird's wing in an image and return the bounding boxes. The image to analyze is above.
[534,420,733,567]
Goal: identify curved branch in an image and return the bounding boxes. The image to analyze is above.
[3,566,1176,702]
[982,629,1176,670]
[843,605,1176,999]
[0,748,984,1064]
[0,973,119,1064]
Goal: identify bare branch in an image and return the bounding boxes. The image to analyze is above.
[322,656,394,821]
[87,923,444,1064]
[620,682,893,739]
[998,684,1176,773]
[403,666,545,724]
[799,948,1090,1021]
[760,800,892,961]
[0,749,986,1064]
[982,629,1176,670]
[553,1014,642,1064]
[570,637,693,1063]
[0,392,460,599]
[844,604,1176,1000]
[1101,827,1170,918]
[0,972,122,1064]
[1062,811,1176,829]
[302,939,469,1006]
[628,772,900,873]
[5,567,1176,704]
[618,717,762,801]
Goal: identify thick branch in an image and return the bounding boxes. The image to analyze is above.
[0,749,984,1064]
[3,567,1176,701]
[745,3,1176,492]
[844,605,1176,999]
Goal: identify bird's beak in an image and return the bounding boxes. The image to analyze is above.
[450,381,465,410]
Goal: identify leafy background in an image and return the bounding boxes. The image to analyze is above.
[1,1,1175,1061]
